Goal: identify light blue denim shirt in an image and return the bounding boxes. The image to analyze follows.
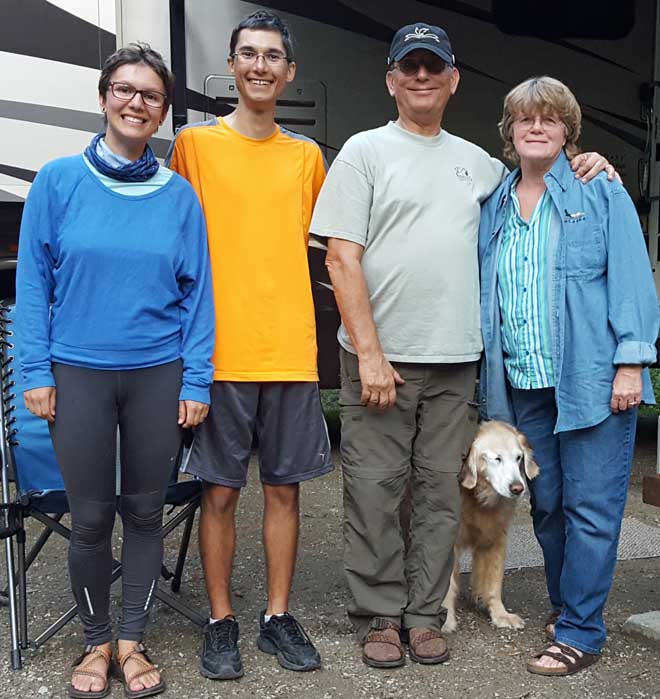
[479,151,660,433]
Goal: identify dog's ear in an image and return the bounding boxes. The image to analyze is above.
[460,443,479,489]
[518,431,539,480]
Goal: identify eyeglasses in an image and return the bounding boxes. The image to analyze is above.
[232,49,289,66]
[109,82,167,109]
[514,115,564,131]
[393,54,449,76]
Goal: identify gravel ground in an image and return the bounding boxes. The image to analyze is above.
[1,418,660,699]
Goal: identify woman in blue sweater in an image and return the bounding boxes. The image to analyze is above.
[16,44,214,698]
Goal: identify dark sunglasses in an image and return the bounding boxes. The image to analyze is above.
[394,54,449,76]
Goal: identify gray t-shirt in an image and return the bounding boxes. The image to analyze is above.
[310,121,506,363]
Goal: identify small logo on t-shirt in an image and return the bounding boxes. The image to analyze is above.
[405,27,440,43]
[454,166,472,184]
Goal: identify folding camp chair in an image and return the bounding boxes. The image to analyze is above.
[0,301,205,671]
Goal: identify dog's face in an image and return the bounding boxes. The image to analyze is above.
[461,420,539,499]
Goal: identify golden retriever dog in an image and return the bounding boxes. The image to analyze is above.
[442,420,539,633]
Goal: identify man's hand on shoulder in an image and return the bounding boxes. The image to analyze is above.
[570,152,621,183]
[358,352,405,410]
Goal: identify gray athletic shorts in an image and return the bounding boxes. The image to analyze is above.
[183,381,334,487]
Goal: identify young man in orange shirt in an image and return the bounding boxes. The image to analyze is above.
[167,11,332,679]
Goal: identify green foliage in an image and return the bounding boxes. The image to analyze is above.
[320,388,339,414]
[641,368,660,416]
[320,389,340,444]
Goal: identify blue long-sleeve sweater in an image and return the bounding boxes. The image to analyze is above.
[16,154,215,403]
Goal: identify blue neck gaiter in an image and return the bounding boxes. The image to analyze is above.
[84,133,160,182]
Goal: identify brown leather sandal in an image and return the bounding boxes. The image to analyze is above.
[526,641,599,676]
[67,645,112,699]
[362,620,405,668]
[116,643,166,699]
[408,628,450,665]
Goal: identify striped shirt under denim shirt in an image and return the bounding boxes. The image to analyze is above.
[497,184,555,389]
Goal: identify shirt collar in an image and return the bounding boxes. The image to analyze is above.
[497,150,570,211]
[496,167,520,210]
[544,150,571,191]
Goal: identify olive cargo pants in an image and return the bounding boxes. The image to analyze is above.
[339,348,478,640]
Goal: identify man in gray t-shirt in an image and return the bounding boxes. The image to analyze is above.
[310,22,612,669]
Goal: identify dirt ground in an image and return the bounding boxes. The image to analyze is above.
[1,418,660,699]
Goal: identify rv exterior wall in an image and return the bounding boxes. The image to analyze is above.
[116,0,173,134]
[2,0,658,254]
[0,0,116,201]
[176,1,654,185]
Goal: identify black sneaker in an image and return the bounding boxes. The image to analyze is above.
[257,611,321,672]
[199,616,244,680]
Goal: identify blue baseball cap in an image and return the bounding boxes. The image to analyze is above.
[388,23,455,66]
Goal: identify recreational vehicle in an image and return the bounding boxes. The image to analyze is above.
[1,0,659,385]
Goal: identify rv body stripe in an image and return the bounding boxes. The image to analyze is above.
[0,190,25,203]
[246,0,393,42]
[46,0,116,33]
[265,1,634,75]
[582,104,645,131]
[0,100,104,136]
[0,165,37,184]
[0,0,115,70]
[0,51,100,113]
[545,38,634,73]
[186,88,233,118]
[581,113,645,152]
[418,0,493,24]
[0,171,33,201]
[0,103,172,158]
[250,1,507,86]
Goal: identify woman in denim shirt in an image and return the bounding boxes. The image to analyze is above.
[479,76,660,676]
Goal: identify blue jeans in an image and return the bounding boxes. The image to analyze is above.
[510,387,637,654]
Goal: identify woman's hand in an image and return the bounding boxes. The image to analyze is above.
[178,399,209,428]
[611,365,643,413]
[24,387,56,422]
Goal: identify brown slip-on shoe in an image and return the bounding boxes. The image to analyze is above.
[408,628,449,665]
[362,621,405,669]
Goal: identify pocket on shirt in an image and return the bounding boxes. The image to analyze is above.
[565,222,606,279]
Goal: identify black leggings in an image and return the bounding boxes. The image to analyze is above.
[49,360,183,645]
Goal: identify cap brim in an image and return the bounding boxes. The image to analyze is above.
[390,42,453,65]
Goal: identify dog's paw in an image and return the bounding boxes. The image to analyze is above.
[442,616,458,634]
[490,612,525,630]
